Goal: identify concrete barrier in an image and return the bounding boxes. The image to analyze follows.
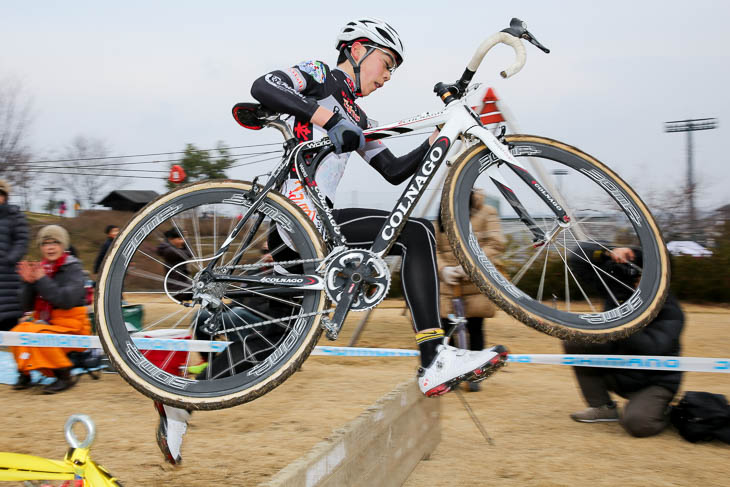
[260,379,441,487]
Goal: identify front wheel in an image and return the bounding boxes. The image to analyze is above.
[442,135,669,342]
[96,180,327,409]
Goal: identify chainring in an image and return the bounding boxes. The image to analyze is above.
[323,248,391,312]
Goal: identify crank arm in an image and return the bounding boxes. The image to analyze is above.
[320,263,368,340]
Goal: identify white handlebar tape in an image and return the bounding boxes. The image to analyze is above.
[466,32,527,79]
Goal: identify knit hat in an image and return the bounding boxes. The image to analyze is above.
[0,179,9,197]
[164,228,183,239]
[37,225,71,250]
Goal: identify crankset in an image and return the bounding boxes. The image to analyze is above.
[323,248,390,312]
[320,249,390,341]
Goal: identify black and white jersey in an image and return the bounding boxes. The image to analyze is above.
[251,60,430,219]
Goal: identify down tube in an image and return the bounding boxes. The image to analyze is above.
[371,135,452,257]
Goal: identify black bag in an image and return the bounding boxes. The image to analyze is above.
[670,391,730,444]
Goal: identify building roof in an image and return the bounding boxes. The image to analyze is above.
[98,190,159,205]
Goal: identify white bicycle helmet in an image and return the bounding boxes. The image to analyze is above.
[335,17,405,66]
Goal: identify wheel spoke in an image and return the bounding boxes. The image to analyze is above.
[171,216,203,272]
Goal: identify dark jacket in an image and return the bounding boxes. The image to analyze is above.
[21,255,86,312]
[93,237,114,274]
[608,294,684,395]
[0,203,29,321]
[156,241,193,291]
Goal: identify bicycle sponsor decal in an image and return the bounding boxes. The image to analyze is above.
[221,194,295,232]
[478,145,541,173]
[284,180,324,232]
[579,168,643,227]
[259,276,319,286]
[126,342,196,390]
[531,180,563,212]
[578,291,644,324]
[247,314,309,377]
[468,233,526,300]
[380,137,450,241]
[122,203,183,266]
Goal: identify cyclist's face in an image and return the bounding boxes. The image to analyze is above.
[357,46,396,96]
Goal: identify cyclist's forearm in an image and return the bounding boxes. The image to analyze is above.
[368,139,430,185]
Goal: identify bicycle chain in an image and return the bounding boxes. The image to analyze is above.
[213,307,336,336]
[212,257,332,335]
[216,257,325,272]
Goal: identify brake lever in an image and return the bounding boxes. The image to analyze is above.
[501,18,550,54]
[523,31,550,54]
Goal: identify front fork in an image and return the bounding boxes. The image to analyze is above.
[465,125,570,245]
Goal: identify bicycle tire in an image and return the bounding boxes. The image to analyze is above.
[96,180,327,409]
[442,135,669,342]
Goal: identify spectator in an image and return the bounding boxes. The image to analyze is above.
[93,225,119,274]
[156,228,193,292]
[436,190,505,391]
[0,179,29,331]
[564,246,684,437]
[10,225,92,394]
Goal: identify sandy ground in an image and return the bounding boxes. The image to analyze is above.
[1,301,729,486]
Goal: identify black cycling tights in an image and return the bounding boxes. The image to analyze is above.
[331,208,441,333]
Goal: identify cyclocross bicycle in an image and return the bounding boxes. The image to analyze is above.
[96,18,669,410]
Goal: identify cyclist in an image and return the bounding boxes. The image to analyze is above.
[250,18,507,396]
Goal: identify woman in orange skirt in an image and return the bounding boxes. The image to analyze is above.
[11,225,91,394]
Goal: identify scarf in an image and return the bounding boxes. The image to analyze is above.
[34,252,69,322]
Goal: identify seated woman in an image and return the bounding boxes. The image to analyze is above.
[11,225,92,394]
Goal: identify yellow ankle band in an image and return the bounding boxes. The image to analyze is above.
[415,329,444,345]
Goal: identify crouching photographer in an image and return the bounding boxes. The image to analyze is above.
[563,244,684,437]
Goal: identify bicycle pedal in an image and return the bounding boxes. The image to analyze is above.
[320,317,340,341]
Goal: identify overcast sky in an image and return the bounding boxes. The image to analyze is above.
[2,1,728,214]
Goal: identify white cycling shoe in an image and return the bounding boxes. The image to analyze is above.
[418,344,508,397]
[155,401,191,465]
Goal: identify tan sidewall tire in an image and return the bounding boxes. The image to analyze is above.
[442,135,670,342]
[95,179,326,409]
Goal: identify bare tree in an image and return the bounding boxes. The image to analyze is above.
[0,77,34,209]
[642,172,713,244]
[55,136,128,209]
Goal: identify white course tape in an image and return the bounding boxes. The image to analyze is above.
[311,346,730,373]
[312,346,419,358]
[0,331,230,353]
[2,334,727,373]
[508,354,730,373]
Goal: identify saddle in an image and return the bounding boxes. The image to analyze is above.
[232,103,280,130]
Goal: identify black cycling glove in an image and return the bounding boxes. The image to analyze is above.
[323,113,365,154]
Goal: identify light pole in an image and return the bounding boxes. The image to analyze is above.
[551,169,568,193]
[664,118,718,239]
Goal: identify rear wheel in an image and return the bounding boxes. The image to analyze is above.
[96,180,328,409]
[442,135,669,342]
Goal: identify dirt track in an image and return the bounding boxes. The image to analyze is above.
[1,302,729,486]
